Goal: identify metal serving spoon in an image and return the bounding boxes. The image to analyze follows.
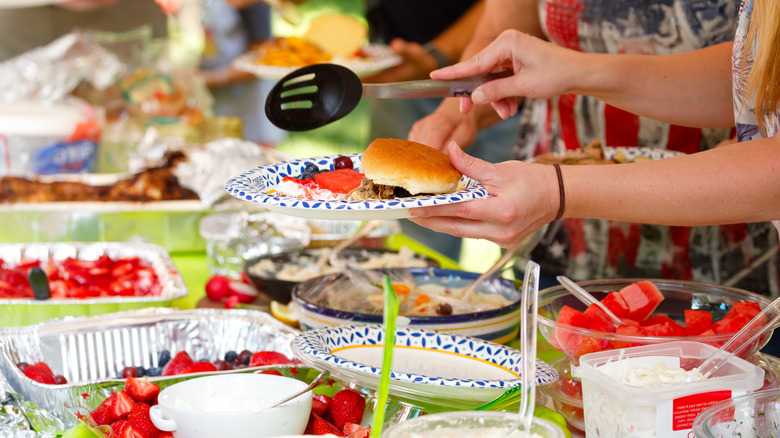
[254,369,329,412]
[265,63,511,131]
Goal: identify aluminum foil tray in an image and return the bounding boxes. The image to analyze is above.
[0,242,189,327]
[0,307,300,430]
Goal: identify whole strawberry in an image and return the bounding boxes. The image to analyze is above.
[329,389,365,429]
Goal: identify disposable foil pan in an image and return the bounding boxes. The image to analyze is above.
[0,307,299,430]
[0,242,189,327]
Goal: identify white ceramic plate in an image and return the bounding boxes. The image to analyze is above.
[292,325,558,411]
[224,154,490,220]
[234,44,401,80]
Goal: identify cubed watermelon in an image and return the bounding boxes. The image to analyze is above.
[729,301,762,321]
[613,325,647,349]
[713,315,750,334]
[642,321,687,337]
[584,304,617,333]
[601,291,630,318]
[618,280,664,321]
[684,309,713,336]
[554,305,610,357]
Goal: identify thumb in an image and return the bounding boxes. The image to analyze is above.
[447,141,494,184]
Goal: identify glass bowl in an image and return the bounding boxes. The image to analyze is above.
[537,279,778,363]
[693,387,780,437]
[380,411,566,438]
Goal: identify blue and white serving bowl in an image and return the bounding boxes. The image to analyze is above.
[292,268,523,344]
[292,325,558,412]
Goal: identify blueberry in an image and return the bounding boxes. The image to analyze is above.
[158,350,171,367]
[146,367,161,377]
[225,350,238,363]
[298,171,314,180]
[304,163,319,173]
[135,366,146,377]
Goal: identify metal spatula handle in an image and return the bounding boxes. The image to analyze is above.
[361,71,513,99]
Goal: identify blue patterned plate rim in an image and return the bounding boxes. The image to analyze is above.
[224,153,490,212]
[293,268,522,324]
[293,325,558,387]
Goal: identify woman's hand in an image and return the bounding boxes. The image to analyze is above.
[408,142,559,248]
[408,99,479,151]
[431,29,582,119]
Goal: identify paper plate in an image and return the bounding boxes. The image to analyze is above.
[292,325,558,411]
[224,153,490,220]
[234,44,401,80]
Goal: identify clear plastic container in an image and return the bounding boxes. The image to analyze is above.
[572,341,765,437]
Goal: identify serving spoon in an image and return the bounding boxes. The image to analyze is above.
[255,370,329,412]
[265,63,511,131]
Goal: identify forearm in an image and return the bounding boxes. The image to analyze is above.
[428,1,485,64]
[562,137,780,225]
[573,43,735,128]
[464,0,544,60]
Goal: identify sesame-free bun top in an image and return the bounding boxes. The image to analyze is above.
[360,138,462,195]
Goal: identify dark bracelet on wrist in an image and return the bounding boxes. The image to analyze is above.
[423,42,452,69]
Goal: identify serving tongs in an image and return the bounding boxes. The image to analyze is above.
[266,63,512,131]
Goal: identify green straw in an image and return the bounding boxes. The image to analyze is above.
[370,275,398,438]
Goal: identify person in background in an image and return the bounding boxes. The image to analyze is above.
[409,0,778,298]
[407,0,779,298]
[363,0,521,261]
[0,0,166,61]
[198,0,284,145]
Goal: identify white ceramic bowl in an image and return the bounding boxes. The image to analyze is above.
[149,373,312,438]
[381,411,566,438]
[292,325,557,412]
[293,268,523,344]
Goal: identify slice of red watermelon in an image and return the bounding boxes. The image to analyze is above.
[583,304,617,332]
[600,291,630,318]
[618,280,664,321]
[684,309,713,336]
[312,169,364,194]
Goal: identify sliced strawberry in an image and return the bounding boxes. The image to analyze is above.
[259,369,283,376]
[161,351,194,376]
[343,422,370,438]
[330,389,365,429]
[89,401,112,426]
[110,390,136,421]
[249,351,292,367]
[119,421,156,438]
[311,394,331,416]
[311,413,343,436]
[110,420,128,435]
[128,403,160,438]
[125,376,160,404]
[24,364,56,384]
[182,361,219,374]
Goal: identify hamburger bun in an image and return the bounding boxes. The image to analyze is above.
[360,138,462,195]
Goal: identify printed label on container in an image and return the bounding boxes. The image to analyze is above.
[657,390,745,436]
[33,139,98,174]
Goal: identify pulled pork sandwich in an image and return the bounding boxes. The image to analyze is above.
[347,138,462,200]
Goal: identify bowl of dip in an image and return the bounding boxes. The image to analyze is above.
[291,267,522,343]
[149,373,312,438]
[380,411,566,438]
[537,279,779,362]
[244,247,437,304]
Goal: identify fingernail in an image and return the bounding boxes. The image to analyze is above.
[471,89,484,103]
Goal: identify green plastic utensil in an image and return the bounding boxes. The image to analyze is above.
[370,275,399,438]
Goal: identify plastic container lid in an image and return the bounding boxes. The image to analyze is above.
[0,101,83,137]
